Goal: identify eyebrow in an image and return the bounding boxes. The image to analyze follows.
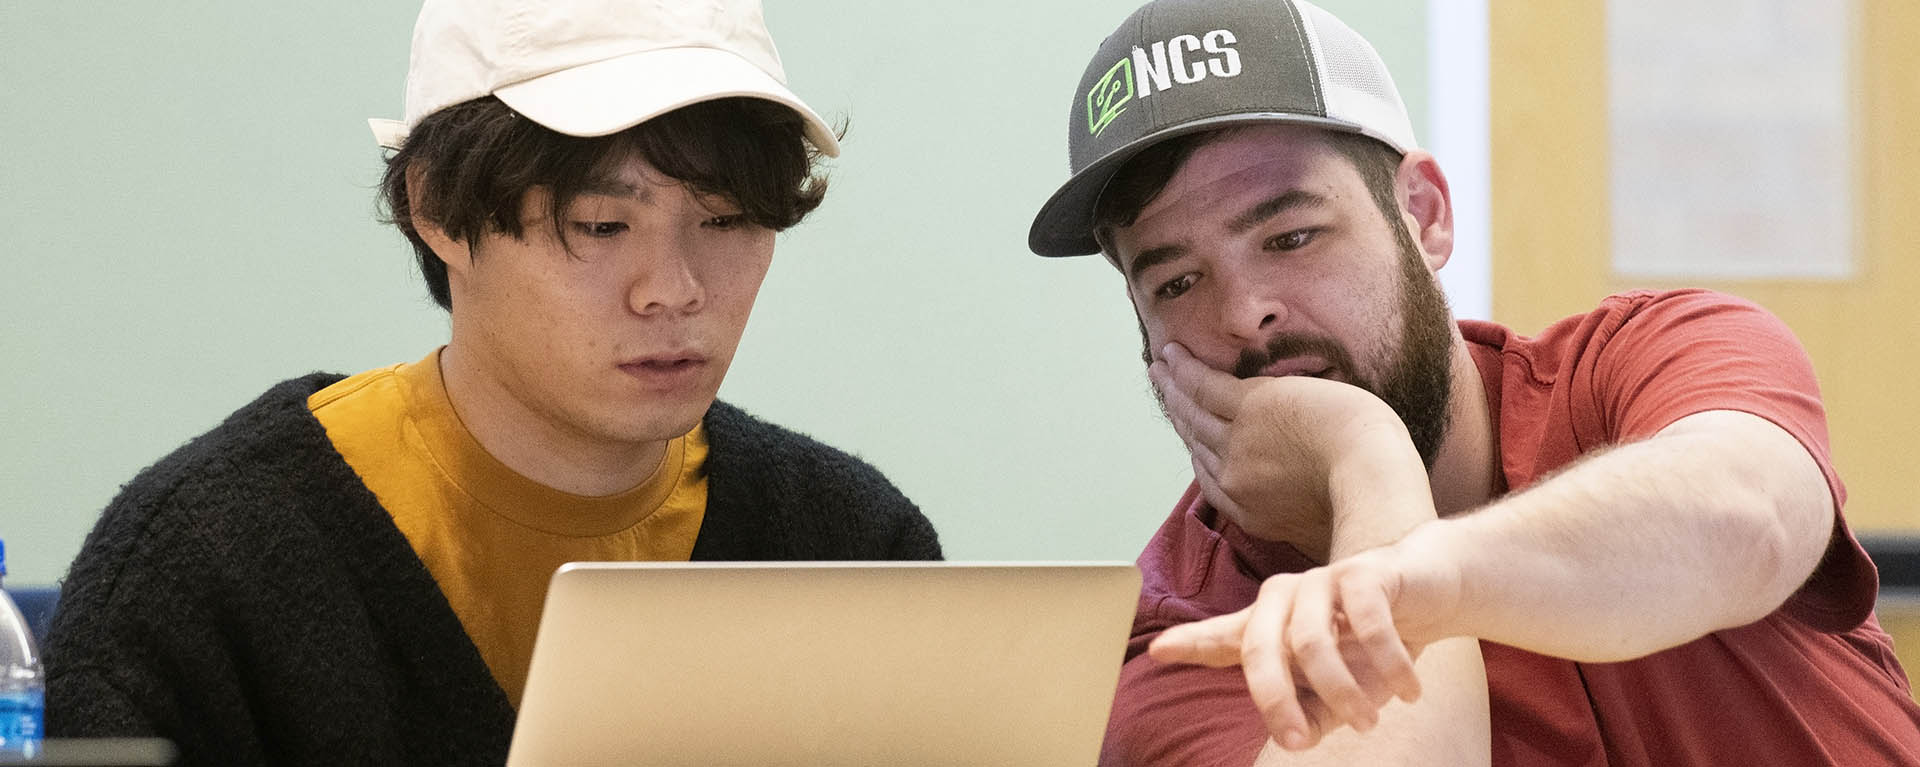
[1126,243,1187,284]
[1124,189,1330,283]
[1227,189,1329,235]
[577,175,648,200]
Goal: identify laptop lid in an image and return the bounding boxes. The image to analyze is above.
[507,561,1141,767]
[0,738,177,766]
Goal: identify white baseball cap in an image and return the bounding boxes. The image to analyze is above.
[368,0,840,156]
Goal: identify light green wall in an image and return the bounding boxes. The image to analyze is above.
[0,1,1426,584]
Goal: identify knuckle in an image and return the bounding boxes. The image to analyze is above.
[1347,612,1394,644]
[1289,631,1335,657]
[1239,637,1269,668]
[1247,681,1296,719]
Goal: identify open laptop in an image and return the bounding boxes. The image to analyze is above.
[507,562,1141,767]
[0,738,176,766]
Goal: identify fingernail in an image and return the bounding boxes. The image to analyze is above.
[1282,730,1308,750]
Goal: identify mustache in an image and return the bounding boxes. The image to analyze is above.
[1231,334,1357,380]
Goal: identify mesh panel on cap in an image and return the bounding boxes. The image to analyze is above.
[1295,0,1418,152]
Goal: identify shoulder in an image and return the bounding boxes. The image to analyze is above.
[1563,289,1782,350]
[105,373,348,522]
[57,374,353,620]
[697,401,941,560]
[1478,290,1789,383]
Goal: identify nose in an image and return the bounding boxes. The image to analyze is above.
[627,233,706,317]
[1217,268,1285,341]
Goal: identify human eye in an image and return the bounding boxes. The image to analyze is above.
[569,221,629,238]
[701,213,749,231]
[1154,273,1197,300]
[1264,228,1320,251]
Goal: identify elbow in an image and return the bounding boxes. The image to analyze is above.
[1670,413,1836,630]
[1711,483,1831,628]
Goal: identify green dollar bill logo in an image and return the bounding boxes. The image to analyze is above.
[1086,57,1134,137]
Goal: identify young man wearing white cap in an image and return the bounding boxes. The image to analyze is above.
[43,1,939,764]
[1030,0,1920,764]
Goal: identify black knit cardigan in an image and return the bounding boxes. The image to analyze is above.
[44,373,941,766]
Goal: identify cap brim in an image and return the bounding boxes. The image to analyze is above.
[372,46,840,156]
[1026,113,1388,258]
[370,118,408,150]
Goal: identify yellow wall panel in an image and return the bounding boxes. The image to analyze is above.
[1490,0,1920,533]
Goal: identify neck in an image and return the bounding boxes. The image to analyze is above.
[1428,334,1501,516]
[438,343,668,497]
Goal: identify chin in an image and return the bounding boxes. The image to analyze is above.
[606,402,713,444]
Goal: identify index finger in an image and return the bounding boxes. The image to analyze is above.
[1162,342,1254,421]
[1151,360,1231,457]
[1149,607,1252,667]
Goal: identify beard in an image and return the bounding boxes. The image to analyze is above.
[1142,226,1456,467]
[1370,236,1456,467]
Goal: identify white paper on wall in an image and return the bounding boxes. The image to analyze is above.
[1607,0,1855,280]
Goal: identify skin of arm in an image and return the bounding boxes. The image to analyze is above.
[1396,408,1834,660]
[1251,636,1489,766]
[1150,339,1835,746]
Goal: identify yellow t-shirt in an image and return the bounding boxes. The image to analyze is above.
[307,349,707,707]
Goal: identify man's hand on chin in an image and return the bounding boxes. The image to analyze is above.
[1147,341,1434,561]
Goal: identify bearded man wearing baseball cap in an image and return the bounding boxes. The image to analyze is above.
[1031,0,1920,764]
[42,0,939,763]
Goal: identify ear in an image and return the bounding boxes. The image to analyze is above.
[1394,150,1454,272]
[406,162,474,275]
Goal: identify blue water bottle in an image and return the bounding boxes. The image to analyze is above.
[0,540,44,757]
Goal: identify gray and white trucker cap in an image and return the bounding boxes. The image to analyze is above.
[1027,0,1417,258]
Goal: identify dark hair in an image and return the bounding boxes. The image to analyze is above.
[1092,127,1404,255]
[379,96,832,310]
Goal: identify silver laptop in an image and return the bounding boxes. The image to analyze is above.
[507,561,1141,767]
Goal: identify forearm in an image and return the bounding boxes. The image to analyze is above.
[1325,426,1434,560]
[1251,636,1489,767]
[1414,411,1832,660]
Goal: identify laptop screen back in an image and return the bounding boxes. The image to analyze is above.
[507,561,1140,767]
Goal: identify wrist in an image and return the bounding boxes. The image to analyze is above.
[1382,519,1470,641]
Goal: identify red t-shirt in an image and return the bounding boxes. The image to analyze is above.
[1101,290,1920,766]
